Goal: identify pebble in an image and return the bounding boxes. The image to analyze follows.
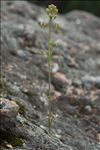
[84,105,92,113]
[40,125,46,130]
[51,62,59,73]
[0,98,19,118]
[52,91,62,100]
[53,72,69,84]
[6,144,13,149]
[55,133,61,138]
[16,50,27,58]
[44,62,59,74]
[96,133,100,143]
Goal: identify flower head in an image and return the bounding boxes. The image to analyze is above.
[46,4,58,20]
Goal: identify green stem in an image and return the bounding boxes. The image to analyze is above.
[48,18,52,134]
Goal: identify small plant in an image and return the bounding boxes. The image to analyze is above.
[39,4,58,133]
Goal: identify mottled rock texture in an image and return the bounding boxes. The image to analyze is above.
[1,1,100,150]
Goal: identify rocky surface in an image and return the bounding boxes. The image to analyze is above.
[1,1,100,150]
[0,98,19,118]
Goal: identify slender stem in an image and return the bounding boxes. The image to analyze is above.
[48,18,52,133]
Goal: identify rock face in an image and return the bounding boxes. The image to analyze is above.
[1,0,100,150]
[0,98,19,118]
[0,98,19,136]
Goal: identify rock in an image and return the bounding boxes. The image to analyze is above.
[84,105,92,113]
[52,90,62,100]
[64,55,79,68]
[1,1,100,150]
[84,58,96,70]
[16,50,27,58]
[51,62,60,73]
[44,62,59,74]
[54,15,68,30]
[52,72,70,92]
[6,144,13,149]
[0,98,19,118]
[53,72,69,84]
[0,98,19,133]
[67,86,84,96]
[6,82,21,97]
[96,133,100,143]
[8,0,37,19]
[19,122,72,150]
[96,43,100,54]
[81,75,100,88]
[96,59,100,69]
[72,79,82,87]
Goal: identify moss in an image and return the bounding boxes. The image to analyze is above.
[0,131,23,148]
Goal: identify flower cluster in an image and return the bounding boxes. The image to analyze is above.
[46,4,58,20]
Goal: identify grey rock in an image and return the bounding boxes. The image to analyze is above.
[84,105,92,113]
[82,75,100,88]
[0,98,19,133]
[16,50,27,58]
[0,98,19,118]
[1,1,100,150]
[72,79,82,87]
